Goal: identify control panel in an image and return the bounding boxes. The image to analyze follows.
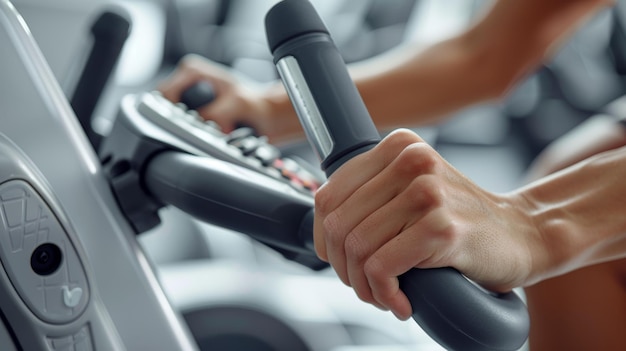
[135,91,323,195]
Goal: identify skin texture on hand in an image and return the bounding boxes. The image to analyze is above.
[313,129,542,320]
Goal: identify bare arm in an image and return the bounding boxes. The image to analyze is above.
[351,0,614,129]
[160,0,613,142]
[518,145,626,280]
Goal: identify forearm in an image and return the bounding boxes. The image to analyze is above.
[349,37,493,129]
[259,35,516,140]
[351,0,612,130]
[515,146,626,284]
[263,0,611,133]
[260,37,491,136]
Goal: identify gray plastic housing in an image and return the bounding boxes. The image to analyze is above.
[0,134,101,350]
[0,177,90,325]
[0,1,197,350]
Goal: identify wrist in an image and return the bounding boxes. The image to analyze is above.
[504,189,581,286]
[513,150,626,284]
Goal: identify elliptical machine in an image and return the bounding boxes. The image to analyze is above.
[0,0,529,350]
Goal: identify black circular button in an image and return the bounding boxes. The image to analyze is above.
[30,243,63,276]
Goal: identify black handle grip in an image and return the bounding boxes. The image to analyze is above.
[266,0,380,174]
[71,8,131,151]
[180,81,217,110]
[265,1,529,350]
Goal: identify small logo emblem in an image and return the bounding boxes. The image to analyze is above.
[62,286,83,308]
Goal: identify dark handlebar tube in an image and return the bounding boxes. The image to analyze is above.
[143,150,326,270]
[265,1,530,350]
[71,9,131,151]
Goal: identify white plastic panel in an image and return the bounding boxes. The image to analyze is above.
[0,180,89,324]
[0,1,198,349]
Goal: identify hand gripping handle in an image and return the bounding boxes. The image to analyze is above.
[265,1,529,350]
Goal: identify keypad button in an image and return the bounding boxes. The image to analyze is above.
[227,127,255,143]
[254,144,281,166]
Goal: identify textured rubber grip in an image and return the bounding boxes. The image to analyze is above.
[265,1,530,350]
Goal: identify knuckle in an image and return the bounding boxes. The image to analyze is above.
[395,143,439,175]
[405,175,444,209]
[323,212,344,245]
[314,187,333,217]
[425,209,460,249]
[437,221,460,245]
[344,231,369,263]
[363,255,386,283]
[362,255,399,308]
[381,129,419,150]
